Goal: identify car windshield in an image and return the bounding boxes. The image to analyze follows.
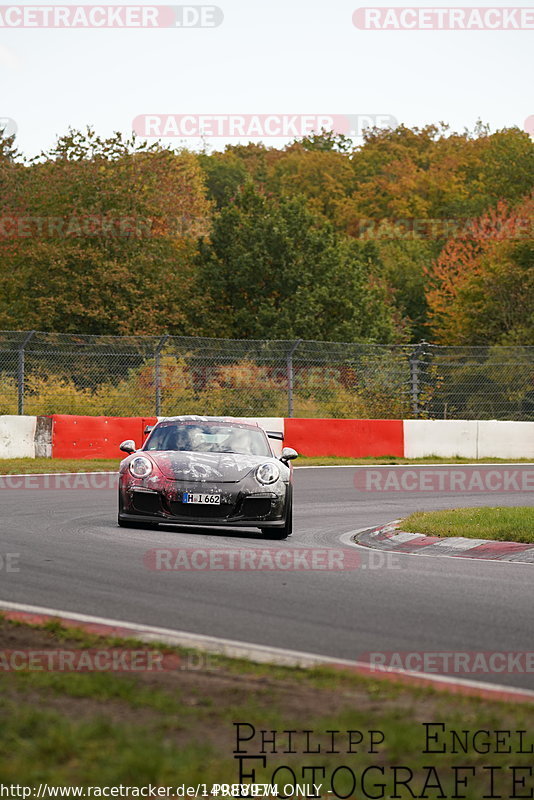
[144,422,272,457]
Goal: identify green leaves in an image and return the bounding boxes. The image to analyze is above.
[194,186,399,342]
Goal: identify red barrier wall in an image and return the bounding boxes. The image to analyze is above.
[284,418,404,458]
[51,415,157,459]
[50,415,404,459]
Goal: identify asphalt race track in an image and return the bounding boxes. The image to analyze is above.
[1,466,533,690]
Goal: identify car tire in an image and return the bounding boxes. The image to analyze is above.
[262,486,293,539]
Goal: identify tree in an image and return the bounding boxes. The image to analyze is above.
[372,233,438,341]
[289,129,354,153]
[0,129,19,164]
[343,123,534,221]
[193,185,400,342]
[425,195,534,344]
[198,151,249,208]
[268,147,356,223]
[0,128,211,334]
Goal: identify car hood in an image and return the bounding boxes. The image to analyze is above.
[148,451,278,483]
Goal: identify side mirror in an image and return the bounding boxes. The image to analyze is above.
[119,440,137,454]
[144,425,154,435]
[280,447,298,463]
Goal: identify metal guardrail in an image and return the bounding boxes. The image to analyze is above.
[0,331,532,420]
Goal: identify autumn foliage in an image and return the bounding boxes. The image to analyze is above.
[425,196,534,344]
[0,123,532,345]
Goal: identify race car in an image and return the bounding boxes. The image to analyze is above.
[118,416,298,539]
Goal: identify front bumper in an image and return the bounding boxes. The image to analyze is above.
[119,477,289,528]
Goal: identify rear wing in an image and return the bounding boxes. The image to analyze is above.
[266,431,284,441]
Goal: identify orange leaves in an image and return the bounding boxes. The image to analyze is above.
[425,195,534,344]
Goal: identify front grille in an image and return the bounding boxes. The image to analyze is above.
[241,497,272,518]
[169,501,234,519]
[132,492,161,514]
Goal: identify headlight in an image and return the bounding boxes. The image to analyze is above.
[255,462,280,485]
[129,456,153,479]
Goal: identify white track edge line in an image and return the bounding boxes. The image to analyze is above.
[0,599,533,700]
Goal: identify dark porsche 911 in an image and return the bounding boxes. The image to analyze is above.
[118,416,298,538]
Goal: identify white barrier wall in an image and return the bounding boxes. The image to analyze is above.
[477,421,534,459]
[0,415,37,458]
[0,415,533,460]
[403,420,479,459]
[404,419,534,459]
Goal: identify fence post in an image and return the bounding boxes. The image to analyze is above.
[17,330,36,415]
[409,340,427,418]
[154,334,170,416]
[286,340,302,418]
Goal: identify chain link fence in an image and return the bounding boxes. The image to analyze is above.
[0,331,533,420]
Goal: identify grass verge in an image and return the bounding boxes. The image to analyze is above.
[0,615,532,794]
[402,506,534,543]
[0,455,532,474]
[0,458,121,474]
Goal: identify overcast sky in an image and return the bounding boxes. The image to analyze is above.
[1,0,532,158]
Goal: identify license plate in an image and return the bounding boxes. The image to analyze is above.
[182,493,221,505]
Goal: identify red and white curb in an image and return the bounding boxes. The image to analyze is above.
[0,600,533,704]
[355,521,534,563]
